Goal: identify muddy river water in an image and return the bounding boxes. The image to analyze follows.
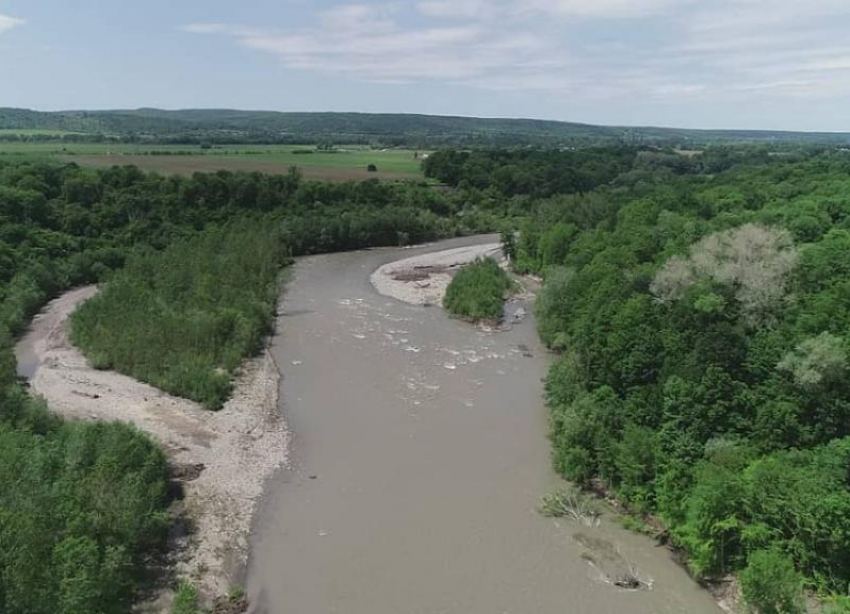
[247,236,722,614]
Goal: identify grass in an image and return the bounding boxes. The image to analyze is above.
[0,142,427,182]
[443,257,514,322]
[170,583,203,614]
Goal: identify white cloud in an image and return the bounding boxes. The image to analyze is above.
[520,0,684,18]
[319,4,396,33]
[181,0,850,108]
[184,4,558,85]
[416,0,495,19]
[181,23,228,34]
[0,13,24,33]
[674,0,850,98]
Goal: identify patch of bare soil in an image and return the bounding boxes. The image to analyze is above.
[15,286,289,610]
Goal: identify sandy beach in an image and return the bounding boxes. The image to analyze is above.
[370,241,502,305]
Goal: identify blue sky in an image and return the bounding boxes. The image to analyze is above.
[2,0,850,131]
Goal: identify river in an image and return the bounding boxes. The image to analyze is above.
[247,236,722,614]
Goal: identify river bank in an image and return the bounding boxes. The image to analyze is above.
[14,286,289,609]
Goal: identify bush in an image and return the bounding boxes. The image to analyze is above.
[170,582,204,614]
[443,257,513,322]
[739,549,805,614]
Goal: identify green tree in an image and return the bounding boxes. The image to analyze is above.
[739,549,805,614]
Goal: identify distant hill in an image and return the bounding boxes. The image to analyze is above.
[2,107,849,147]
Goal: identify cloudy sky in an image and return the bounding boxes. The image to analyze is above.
[2,0,850,131]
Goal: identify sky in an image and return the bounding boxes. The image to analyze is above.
[2,0,850,131]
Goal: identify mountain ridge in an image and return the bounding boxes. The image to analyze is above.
[2,107,849,146]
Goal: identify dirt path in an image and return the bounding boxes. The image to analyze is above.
[246,236,722,614]
[14,286,289,607]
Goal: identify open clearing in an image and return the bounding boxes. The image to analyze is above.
[0,143,426,182]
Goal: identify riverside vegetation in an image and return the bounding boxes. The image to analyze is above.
[4,144,850,612]
[70,222,287,409]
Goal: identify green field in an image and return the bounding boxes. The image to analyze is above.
[0,142,427,181]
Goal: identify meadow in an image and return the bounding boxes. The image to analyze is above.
[0,141,426,182]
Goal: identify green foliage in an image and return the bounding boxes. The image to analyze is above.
[739,549,805,614]
[0,418,170,614]
[443,257,513,322]
[823,597,850,614]
[170,582,204,614]
[525,149,850,595]
[71,222,286,409]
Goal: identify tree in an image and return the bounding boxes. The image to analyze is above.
[739,549,805,614]
[778,332,846,390]
[651,224,799,326]
[500,226,517,263]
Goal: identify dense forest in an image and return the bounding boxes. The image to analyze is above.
[5,107,850,147]
[4,143,850,611]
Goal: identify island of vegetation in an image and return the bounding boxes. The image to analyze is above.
[443,257,514,322]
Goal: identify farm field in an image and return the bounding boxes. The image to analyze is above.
[0,129,84,136]
[0,142,427,182]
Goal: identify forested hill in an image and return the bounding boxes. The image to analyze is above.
[3,106,850,147]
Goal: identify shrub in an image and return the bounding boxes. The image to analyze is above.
[170,582,204,614]
[739,549,805,614]
[538,487,600,526]
[443,257,514,322]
